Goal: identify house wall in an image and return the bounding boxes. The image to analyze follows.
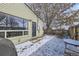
[69,26,79,40]
[75,26,79,40]
[37,18,44,36]
[0,3,44,45]
[0,3,37,22]
[69,26,76,39]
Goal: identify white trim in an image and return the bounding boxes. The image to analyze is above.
[0,30,28,38]
[0,30,28,32]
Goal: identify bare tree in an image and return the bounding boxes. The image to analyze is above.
[27,3,75,28]
[61,9,79,26]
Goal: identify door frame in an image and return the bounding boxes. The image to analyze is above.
[32,22,36,37]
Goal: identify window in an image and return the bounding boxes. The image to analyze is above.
[0,32,5,38]
[24,31,28,35]
[0,13,28,30]
[7,31,23,38]
[0,12,29,38]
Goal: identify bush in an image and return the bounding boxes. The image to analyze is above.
[44,28,55,35]
[44,28,65,38]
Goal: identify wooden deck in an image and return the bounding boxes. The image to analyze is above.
[64,39,79,56]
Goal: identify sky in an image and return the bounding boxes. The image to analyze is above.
[73,3,79,10]
[64,3,79,13]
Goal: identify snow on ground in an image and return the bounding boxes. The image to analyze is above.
[30,36,65,56]
[15,35,65,56]
[15,41,33,55]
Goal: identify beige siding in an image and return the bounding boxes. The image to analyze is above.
[0,3,37,22]
[37,18,44,36]
[0,3,44,45]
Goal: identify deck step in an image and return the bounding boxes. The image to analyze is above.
[31,38,42,43]
[65,49,79,56]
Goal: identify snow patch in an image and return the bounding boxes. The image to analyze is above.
[15,35,56,56]
[15,41,33,55]
[31,36,65,56]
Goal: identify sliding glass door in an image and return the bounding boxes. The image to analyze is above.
[32,22,36,37]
